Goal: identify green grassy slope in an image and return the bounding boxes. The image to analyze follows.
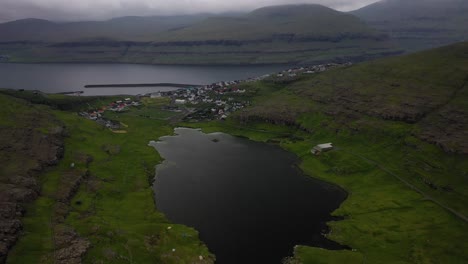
[183,42,468,263]
[243,42,468,153]
[1,42,467,263]
[1,93,214,263]
[0,94,64,263]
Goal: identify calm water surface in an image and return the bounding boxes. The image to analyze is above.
[0,63,287,95]
[151,128,347,264]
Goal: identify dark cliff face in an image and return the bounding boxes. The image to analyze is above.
[0,96,65,263]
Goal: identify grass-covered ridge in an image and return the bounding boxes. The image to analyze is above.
[181,42,468,263]
[2,42,467,263]
[241,42,468,153]
[2,93,214,263]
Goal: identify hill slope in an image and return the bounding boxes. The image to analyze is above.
[0,15,209,42]
[351,0,468,51]
[241,42,468,154]
[158,4,380,41]
[0,92,215,263]
[204,42,468,263]
[0,4,399,65]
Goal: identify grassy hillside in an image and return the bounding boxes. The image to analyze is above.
[1,42,467,263]
[0,92,214,263]
[0,15,208,42]
[238,42,468,153]
[0,4,399,65]
[351,0,468,51]
[0,94,64,263]
[182,42,468,263]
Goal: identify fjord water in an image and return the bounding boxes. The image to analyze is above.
[0,63,286,95]
[151,128,347,264]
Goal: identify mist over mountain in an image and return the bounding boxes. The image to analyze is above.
[0,15,210,42]
[157,4,382,42]
[351,0,468,51]
[0,4,398,65]
[0,0,380,22]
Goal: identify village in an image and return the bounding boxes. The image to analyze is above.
[147,62,352,121]
[78,97,141,130]
[79,62,351,128]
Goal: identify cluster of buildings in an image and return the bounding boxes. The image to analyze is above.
[78,98,141,129]
[275,62,352,78]
[147,62,351,121]
[149,80,256,121]
[143,81,250,120]
[144,62,351,121]
[78,62,351,125]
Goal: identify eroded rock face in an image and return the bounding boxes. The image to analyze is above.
[54,227,90,264]
[0,118,65,263]
[417,107,468,154]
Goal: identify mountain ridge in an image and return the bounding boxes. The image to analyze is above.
[0,4,398,65]
[351,0,468,51]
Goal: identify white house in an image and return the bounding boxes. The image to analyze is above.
[150,92,161,98]
[311,143,334,155]
[175,99,186,104]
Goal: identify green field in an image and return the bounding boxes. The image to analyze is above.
[2,42,468,263]
[3,94,214,263]
[180,43,468,263]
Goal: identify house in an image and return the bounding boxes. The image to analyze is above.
[175,99,186,104]
[311,143,334,155]
[150,92,162,98]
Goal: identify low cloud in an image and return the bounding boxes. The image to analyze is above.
[0,0,380,22]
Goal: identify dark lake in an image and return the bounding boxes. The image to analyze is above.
[150,128,347,264]
[0,63,287,96]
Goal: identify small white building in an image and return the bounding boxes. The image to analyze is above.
[150,92,161,98]
[175,99,186,104]
[311,143,334,155]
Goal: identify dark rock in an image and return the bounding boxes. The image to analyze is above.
[54,227,90,264]
[0,107,65,262]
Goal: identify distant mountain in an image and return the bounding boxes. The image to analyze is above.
[158,4,380,41]
[351,0,468,51]
[0,4,399,65]
[0,15,209,42]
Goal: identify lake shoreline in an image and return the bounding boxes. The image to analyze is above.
[151,127,350,263]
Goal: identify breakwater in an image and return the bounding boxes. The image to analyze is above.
[84,83,204,88]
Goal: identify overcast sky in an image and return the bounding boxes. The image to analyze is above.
[0,0,381,22]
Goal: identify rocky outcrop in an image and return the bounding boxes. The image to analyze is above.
[416,105,468,154]
[54,226,90,264]
[0,106,65,263]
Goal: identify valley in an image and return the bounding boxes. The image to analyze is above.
[1,1,467,263]
[1,42,467,263]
